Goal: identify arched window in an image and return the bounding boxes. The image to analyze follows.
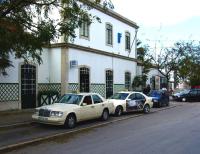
[106,23,113,46]
[125,72,131,90]
[125,32,131,50]
[106,70,113,98]
[79,67,90,92]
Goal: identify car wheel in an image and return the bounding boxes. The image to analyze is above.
[143,104,150,114]
[101,109,109,121]
[64,114,76,129]
[182,98,186,102]
[115,106,123,116]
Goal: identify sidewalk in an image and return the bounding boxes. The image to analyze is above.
[0,109,34,127]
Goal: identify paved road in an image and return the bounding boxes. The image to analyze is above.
[4,102,200,154]
[0,104,176,149]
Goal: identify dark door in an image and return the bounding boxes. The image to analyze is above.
[21,64,36,109]
[106,70,113,98]
[80,67,90,92]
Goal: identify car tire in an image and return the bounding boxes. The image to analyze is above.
[115,106,123,116]
[182,98,186,102]
[64,114,76,129]
[101,109,109,121]
[143,104,150,114]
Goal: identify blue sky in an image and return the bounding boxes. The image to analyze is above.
[113,0,200,48]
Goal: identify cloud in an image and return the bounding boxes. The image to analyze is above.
[113,0,200,26]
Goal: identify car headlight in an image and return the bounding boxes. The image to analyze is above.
[35,109,39,115]
[50,111,63,117]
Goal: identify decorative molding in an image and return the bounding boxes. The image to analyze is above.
[48,43,139,63]
[0,83,19,102]
[38,83,61,95]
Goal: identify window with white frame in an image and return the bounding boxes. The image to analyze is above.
[106,23,113,46]
[125,32,131,50]
[80,21,90,39]
[125,72,131,90]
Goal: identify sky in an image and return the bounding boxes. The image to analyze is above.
[113,0,200,48]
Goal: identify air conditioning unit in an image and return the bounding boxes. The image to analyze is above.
[70,60,78,68]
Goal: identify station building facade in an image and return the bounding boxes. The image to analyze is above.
[0,5,139,110]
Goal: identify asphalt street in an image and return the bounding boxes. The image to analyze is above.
[3,102,200,154]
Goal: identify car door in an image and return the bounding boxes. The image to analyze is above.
[188,90,197,102]
[78,95,96,121]
[92,94,104,117]
[127,93,138,110]
[135,93,146,110]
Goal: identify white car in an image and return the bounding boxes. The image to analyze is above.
[107,91,153,116]
[32,93,114,128]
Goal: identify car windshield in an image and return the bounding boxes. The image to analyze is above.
[57,94,83,105]
[181,90,190,94]
[110,93,129,100]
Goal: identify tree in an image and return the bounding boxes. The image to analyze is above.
[132,40,152,90]
[147,41,200,88]
[0,0,113,75]
[148,42,186,89]
[175,41,200,86]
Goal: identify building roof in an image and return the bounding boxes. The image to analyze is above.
[82,0,139,29]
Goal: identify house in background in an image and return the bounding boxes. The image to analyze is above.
[146,68,168,90]
[0,4,139,111]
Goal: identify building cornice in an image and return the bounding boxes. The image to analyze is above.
[47,43,139,62]
[80,0,139,29]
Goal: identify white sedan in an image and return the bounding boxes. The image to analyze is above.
[107,91,153,116]
[32,93,114,128]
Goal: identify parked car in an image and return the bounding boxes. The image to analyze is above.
[173,89,200,102]
[107,91,153,116]
[172,89,189,100]
[149,90,169,107]
[32,93,114,128]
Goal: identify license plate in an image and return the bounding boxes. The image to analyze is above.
[38,116,48,121]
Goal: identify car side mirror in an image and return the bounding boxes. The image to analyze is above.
[82,103,87,106]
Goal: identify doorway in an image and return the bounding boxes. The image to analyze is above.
[21,64,36,109]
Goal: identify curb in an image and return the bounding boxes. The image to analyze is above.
[0,104,179,153]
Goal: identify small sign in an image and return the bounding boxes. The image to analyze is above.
[117,33,122,43]
[70,60,78,68]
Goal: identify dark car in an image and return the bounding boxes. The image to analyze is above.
[174,89,200,102]
[149,90,169,107]
[172,89,189,100]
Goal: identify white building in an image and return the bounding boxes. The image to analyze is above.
[0,5,139,111]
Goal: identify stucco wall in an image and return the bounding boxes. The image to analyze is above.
[48,48,61,83]
[68,48,136,84]
[0,49,52,84]
[0,57,21,83]
[72,9,137,58]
